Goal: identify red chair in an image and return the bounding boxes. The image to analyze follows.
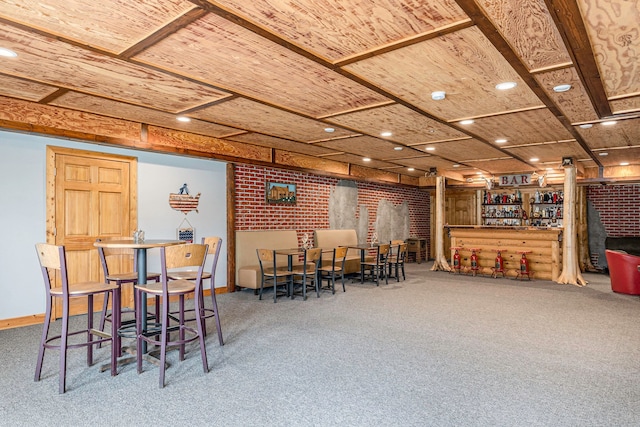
[605,250,640,295]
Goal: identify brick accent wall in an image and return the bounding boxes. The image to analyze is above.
[587,184,640,237]
[235,164,430,253]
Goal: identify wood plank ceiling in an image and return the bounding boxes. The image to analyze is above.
[0,0,638,186]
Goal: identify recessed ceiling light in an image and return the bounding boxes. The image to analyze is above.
[0,47,17,57]
[363,157,371,162]
[599,152,608,156]
[476,172,483,175]
[460,119,474,125]
[620,162,629,166]
[176,116,191,122]
[579,124,593,129]
[380,131,392,137]
[453,164,460,168]
[495,138,507,144]
[425,147,435,151]
[602,121,617,126]
[407,167,415,171]
[431,91,446,101]
[553,84,572,92]
[393,146,403,151]
[496,82,517,90]
[324,127,335,133]
[530,157,539,162]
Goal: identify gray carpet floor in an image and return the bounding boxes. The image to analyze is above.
[1,262,639,426]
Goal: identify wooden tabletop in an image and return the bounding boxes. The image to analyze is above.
[94,239,185,249]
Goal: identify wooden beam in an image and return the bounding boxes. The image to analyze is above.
[226,163,236,292]
[544,0,612,117]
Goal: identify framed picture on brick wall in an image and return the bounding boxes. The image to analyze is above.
[266,181,296,204]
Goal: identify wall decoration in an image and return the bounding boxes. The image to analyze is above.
[169,183,201,214]
[169,183,200,243]
[266,181,296,204]
[177,219,195,243]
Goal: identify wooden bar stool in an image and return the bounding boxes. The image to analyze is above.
[35,243,119,393]
[468,248,481,276]
[515,250,533,280]
[492,249,507,278]
[450,247,463,274]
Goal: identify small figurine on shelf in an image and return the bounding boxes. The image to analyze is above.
[535,189,541,203]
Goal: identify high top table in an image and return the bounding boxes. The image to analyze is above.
[94,239,185,355]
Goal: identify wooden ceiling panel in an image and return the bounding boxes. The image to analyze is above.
[579,0,640,98]
[390,155,458,171]
[345,26,543,121]
[316,135,411,159]
[134,14,389,117]
[576,118,640,149]
[325,104,468,144]
[469,109,574,145]
[212,0,469,62]
[610,96,640,115]
[0,0,197,54]
[464,158,535,174]
[0,74,58,101]
[534,67,599,123]
[476,0,571,71]
[379,165,426,178]
[422,138,506,162]
[595,147,640,167]
[325,153,400,170]
[189,98,356,142]
[226,133,340,157]
[0,23,229,112]
[504,140,592,165]
[51,91,239,138]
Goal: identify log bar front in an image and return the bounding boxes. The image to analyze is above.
[446,226,562,281]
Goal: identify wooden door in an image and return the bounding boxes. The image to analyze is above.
[46,146,137,318]
[430,188,478,259]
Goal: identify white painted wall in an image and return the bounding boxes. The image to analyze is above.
[0,130,227,320]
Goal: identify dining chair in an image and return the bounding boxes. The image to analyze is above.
[318,246,348,293]
[257,249,294,303]
[387,242,408,281]
[291,248,322,300]
[166,236,224,345]
[35,243,119,393]
[361,243,390,286]
[96,237,161,353]
[135,243,209,388]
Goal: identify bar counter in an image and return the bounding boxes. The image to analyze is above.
[445,225,562,281]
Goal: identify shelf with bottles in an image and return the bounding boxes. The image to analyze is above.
[481,189,523,226]
[529,189,563,227]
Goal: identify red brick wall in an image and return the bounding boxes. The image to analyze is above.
[587,184,640,237]
[235,164,430,252]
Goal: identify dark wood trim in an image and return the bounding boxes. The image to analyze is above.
[544,0,612,118]
[119,8,209,58]
[226,163,236,292]
[38,88,69,104]
[334,20,474,67]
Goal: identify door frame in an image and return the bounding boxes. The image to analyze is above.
[46,145,137,318]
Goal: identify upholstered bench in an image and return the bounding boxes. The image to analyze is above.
[314,229,366,275]
[235,230,300,291]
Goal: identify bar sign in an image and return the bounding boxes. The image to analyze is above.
[499,174,531,186]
